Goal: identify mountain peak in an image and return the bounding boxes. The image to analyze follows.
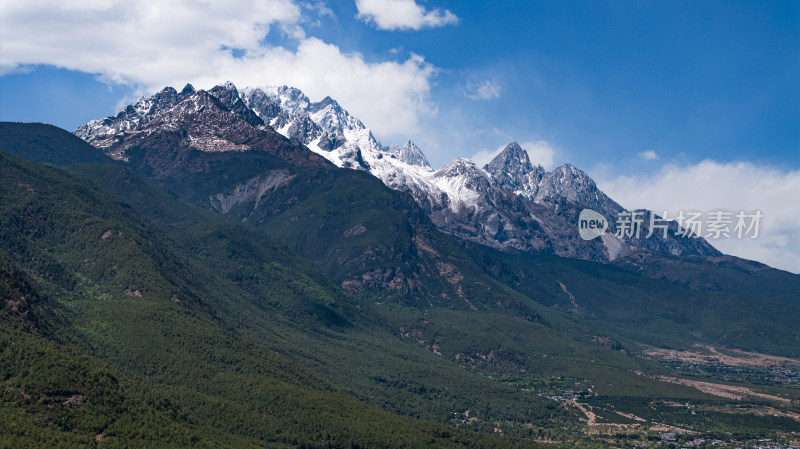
[483,141,543,196]
[485,141,533,174]
[437,158,484,178]
[500,141,527,159]
[311,96,342,113]
[534,163,621,218]
[393,140,430,168]
[259,85,311,112]
[75,84,196,147]
[208,83,265,128]
[181,84,196,95]
[159,86,179,97]
[239,85,376,171]
[547,163,593,185]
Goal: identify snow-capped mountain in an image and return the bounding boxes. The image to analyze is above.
[75,84,199,157]
[477,143,719,259]
[481,141,623,220]
[74,83,326,169]
[75,83,269,160]
[231,83,719,260]
[388,140,431,168]
[73,81,720,262]
[239,85,376,170]
[484,141,545,198]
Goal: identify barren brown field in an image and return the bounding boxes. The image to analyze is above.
[654,375,793,405]
[643,344,800,369]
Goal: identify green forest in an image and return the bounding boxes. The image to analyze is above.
[1,124,799,448]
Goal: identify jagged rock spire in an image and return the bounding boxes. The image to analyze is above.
[484,142,544,196]
[485,142,532,174]
[394,140,430,168]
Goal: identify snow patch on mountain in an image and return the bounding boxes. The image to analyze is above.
[239,85,379,171]
[75,85,198,152]
[387,141,431,168]
[432,158,493,212]
[239,84,455,210]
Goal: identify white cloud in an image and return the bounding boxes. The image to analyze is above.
[638,149,659,161]
[524,141,557,169]
[209,42,437,137]
[599,160,800,274]
[471,141,557,170]
[0,0,437,137]
[355,0,458,31]
[465,80,501,100]
[304,1,335,19]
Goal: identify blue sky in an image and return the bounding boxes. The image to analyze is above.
[322,1,799,170]
[1,0,798,272]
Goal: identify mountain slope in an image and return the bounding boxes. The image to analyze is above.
[1,151,567,447]
[0,122,110,165]
[69,87,537,306]
[42,79,800,442]
[613,249,800,308]
[63,84,800,359]
[464,242,800,357]
[1,127,568,427]
[0,254,227,448]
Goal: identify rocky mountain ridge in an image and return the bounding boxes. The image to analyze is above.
[74,82,720,263]
[231,83,719,261]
